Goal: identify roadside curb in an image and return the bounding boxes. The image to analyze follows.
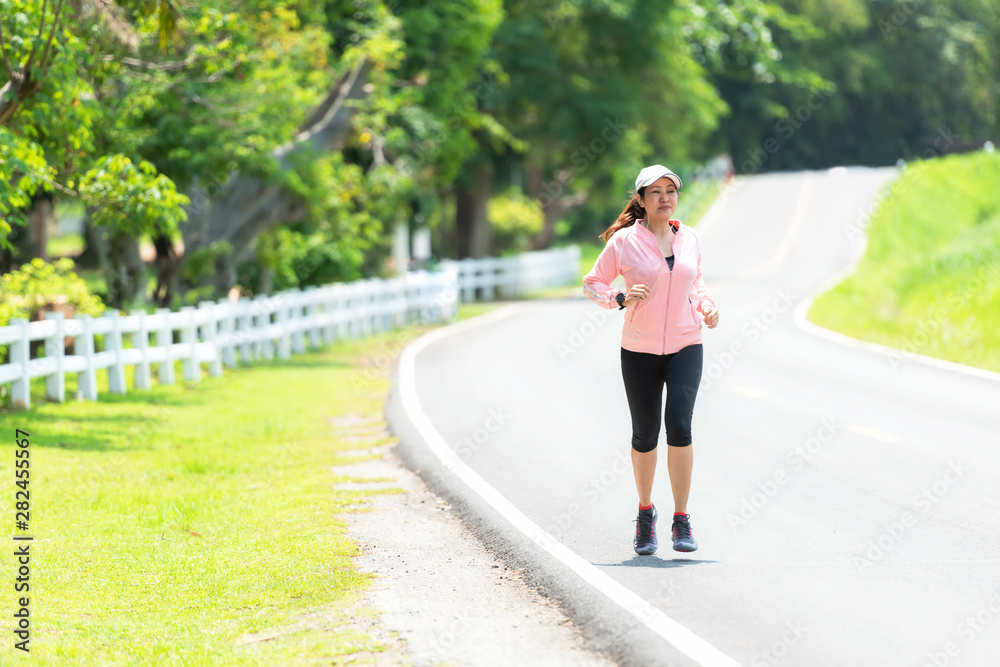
[792,221,1000,385]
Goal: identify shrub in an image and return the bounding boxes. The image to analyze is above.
[489,190,544,254]
[0,258,106,328]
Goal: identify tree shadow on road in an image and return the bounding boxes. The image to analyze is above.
[594,556,719,568]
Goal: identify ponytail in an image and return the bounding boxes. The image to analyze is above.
[599,189,645,243]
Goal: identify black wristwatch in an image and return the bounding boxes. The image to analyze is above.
[616,292,626,310]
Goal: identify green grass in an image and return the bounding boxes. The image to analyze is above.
[0,329,437,665]
[47,234,85,259]
[809,150,1000,372]
[456,301,504,320]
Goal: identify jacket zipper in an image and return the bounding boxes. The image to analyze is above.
[628,224,678,345]
[663,259,672,355]
[662,233,676,355]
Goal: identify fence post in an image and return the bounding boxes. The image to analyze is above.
[180,306,199,382]
[254,295,274,359]
[200,301,223,377]
[9,318,30,410]
[338,284,351,341]
[366,279,378,336]
[392,277,406,329]
[276,298,291,360]
[320,287,334,346]
[107,310,126,394]
[357,281,370,337]
[77,314,98,400]
[220,298,236,368]
[306,287,321,349]
[375,279,387,333]
[45,311,66,403]
[290,289,305,355]
[443,267,459,322]
[238,299,252,364]
[157,308,175,385]
[132,309,151,390]
[567,245,581,285]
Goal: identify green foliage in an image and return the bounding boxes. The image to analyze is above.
[489,190,543,254]
[243,227,366,294]
[0,257,105,327]
[475,0,808,247]
[381,0,507,181]
[0,0,101,245]
[810,150,1000,371]
[5,0,998,298]
[180,241,233,305]
[720,0,1000,171]
[0,128,54,244]
[127,5,340,192]
[491,0,726,165]
[77,154,189,237]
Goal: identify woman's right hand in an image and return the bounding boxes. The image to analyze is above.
[624,283,650,308]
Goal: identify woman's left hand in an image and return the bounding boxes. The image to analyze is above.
[703,307,720,329]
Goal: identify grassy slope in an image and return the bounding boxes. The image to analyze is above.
[809,151,1000,372]
[0,325,460,665]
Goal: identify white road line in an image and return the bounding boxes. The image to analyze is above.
[793,262,1000,385]
[847,424,899,443]
[728,384,829,419]
[398,305,742,667]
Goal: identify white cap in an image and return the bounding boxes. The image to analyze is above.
[635,164,682,192]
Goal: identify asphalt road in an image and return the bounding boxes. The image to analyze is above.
[388,168,1000,667]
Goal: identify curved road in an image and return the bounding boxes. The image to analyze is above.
[388,168,1000,666]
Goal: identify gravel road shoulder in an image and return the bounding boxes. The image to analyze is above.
[332,438,615,666]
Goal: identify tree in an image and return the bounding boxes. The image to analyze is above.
[180,58,374,294]
[2,0,403,301]
[716,0,1000,170]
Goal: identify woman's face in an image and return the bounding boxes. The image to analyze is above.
[636,177,679,219]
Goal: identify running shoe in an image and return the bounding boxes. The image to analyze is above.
[671,513,698,552]
[634,505,658,555]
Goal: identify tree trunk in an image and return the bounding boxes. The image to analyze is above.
[528,168,588,251]
[532,206,562,251]
[0,192,53,269]
[152,234,179,307]
[27,193,52,261]
[454,189,472,258]
[105,232,145,308]
[77,214,103,268]
[454,163,493,259]
[0,72,41,128]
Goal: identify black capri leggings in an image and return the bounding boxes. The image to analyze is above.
[621,344,703,451]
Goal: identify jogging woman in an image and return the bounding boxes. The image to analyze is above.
[583,165,719,555]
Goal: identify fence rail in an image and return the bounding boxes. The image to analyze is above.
[0,245,579,410]
[440,245,580,302]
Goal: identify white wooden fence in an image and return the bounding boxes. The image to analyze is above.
[440,245,580,302]
[0,245,580,410]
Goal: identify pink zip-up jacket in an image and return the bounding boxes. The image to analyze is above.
[583,219,715,355]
